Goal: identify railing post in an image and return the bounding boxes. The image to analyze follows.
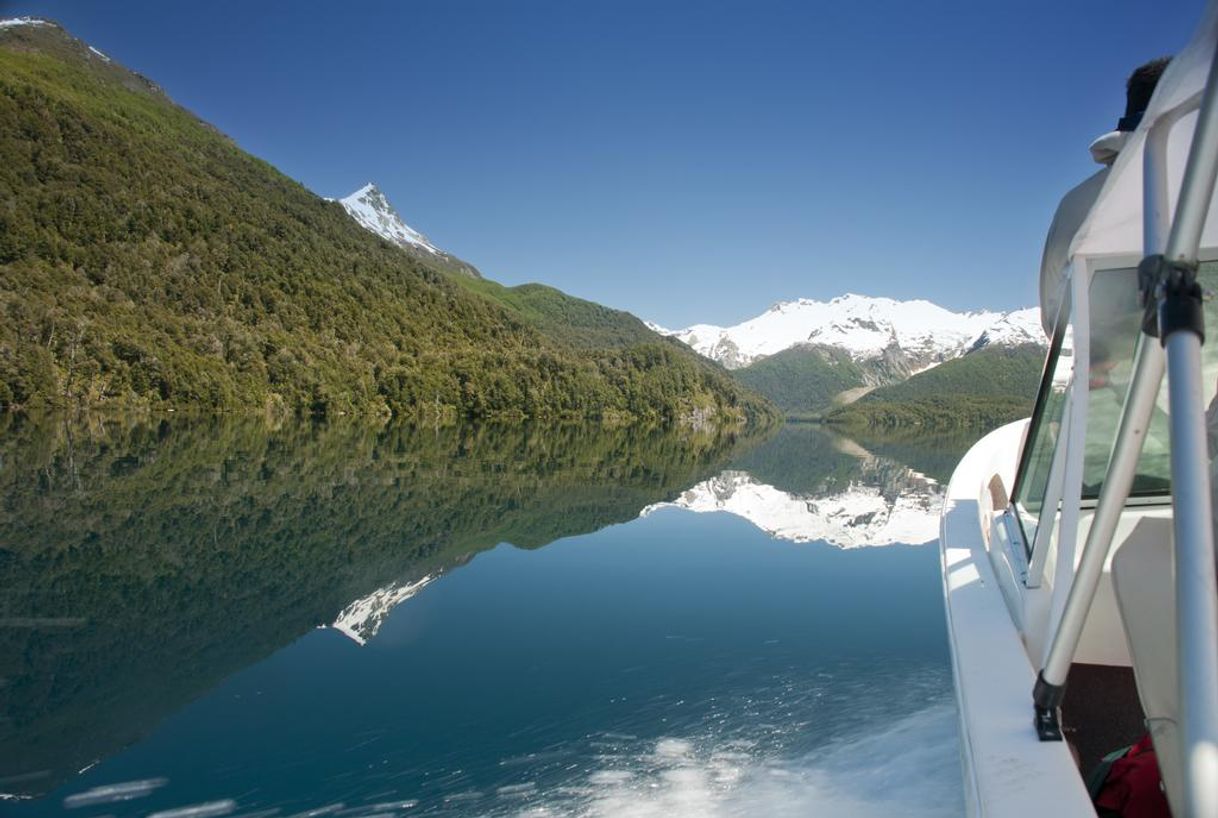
[1159,42,1218,818]
[1030,105,1182,740]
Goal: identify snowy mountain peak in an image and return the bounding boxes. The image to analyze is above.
[654,295,1042,370]
[0,17,51,30]
[832,292,887,306]
[337,182,442,255]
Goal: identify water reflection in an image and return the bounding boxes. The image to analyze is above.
[330,574,438,646]
[0,416,759,799]
[0,417,959,817]
[648,424,950,547]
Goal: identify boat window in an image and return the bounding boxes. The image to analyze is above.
[1012,258,1218,558]
[1083,261,1218,500]
[1012,298,1072,556]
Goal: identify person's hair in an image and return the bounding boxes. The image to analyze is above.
[1120,57,1172,130]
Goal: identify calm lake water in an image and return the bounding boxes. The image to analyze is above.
[0,418,970,818]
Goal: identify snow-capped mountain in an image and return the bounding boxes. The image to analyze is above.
[641,465,942,548]
[329,574,436,646]
[656,294,1042,370]
[965,309,1044,352]
[337,183,442,254]
[331,183,482,278]
[0,17,48,30]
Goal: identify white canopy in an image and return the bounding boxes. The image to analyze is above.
[1070,3,1218,260]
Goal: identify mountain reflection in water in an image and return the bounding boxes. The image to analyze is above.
[0,416,758,797]
[640,425,975,549]
[0,416,962,817]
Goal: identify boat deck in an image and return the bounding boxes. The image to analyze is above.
[1062,662,1145,775]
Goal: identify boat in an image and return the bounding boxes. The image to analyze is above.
[940,5,1218,817]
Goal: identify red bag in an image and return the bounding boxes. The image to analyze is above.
[1094,734,1171,818]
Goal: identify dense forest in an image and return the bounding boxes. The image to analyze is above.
[0,413,769,796]
[0,22,774,425]
[827,394,1034,430]
[733,344,869,418]
[731,339,1044,427]
[825,344,1044,430]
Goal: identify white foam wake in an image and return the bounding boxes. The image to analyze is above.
[491,701,961,818]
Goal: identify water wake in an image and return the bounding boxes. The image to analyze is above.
[492,700,961,818]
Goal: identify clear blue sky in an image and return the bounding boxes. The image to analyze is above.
[1,0,1205,327]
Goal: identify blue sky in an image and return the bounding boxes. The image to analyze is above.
[2,0,1205,327]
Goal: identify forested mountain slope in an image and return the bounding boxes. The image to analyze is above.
[0,20,773,425]
[733,345,869,416]
[826,344,1044,429]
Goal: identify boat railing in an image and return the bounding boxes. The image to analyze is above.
[1028,43,1218,818]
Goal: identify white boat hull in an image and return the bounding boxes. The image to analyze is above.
[940,420,1095,817]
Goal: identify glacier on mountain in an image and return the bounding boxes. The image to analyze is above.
[656,294,1041,369]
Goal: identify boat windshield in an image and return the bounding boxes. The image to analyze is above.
[1012,298,1072,554]
[1013,259,1218,556]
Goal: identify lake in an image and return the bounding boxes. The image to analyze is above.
[0,418,969,818]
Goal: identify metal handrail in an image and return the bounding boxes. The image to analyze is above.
[1162,47,1218,818]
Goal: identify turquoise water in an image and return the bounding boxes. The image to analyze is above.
[0,419,961,817]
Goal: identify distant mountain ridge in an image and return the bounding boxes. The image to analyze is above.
[654,294,1042,371]
[652,295,1044,420]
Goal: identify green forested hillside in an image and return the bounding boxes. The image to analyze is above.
[0,22,774,425]
[457,278,659,350]
[827,344,1044,429]
[734,344,868,416]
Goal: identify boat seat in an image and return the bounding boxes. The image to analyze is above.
[1110,517,1183,816]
